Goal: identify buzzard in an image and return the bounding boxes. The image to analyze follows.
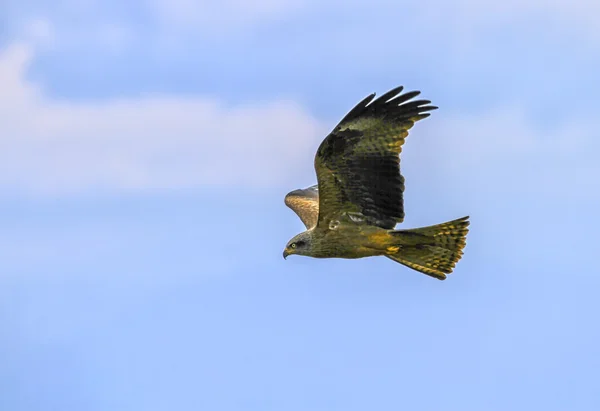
[283,86,469,280]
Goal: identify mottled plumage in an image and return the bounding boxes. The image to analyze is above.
[283,86,469,280]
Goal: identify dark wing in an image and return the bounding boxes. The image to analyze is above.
[314,86,437,229]
[284,185,319,229]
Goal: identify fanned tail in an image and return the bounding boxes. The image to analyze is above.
[385,216,470,280]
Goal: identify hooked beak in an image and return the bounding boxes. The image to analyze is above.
[283,249,290,260]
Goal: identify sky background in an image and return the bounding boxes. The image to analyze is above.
[1,1,600,410]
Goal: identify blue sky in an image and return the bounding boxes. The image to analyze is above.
[1,1,600,410]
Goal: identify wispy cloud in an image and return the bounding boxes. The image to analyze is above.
[0,43,325,194]
[146,0,308,34]
[418,107,599,202]
[2,0,599,198]
[144,0,600,41]
[2,40,598,198]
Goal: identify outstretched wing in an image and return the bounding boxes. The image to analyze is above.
[315,86,437,229]
[284,185,319,229]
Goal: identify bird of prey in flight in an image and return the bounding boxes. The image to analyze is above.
[283,86,469,280]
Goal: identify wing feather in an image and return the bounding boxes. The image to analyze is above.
[284,185,319,229]
[314,86,437,229]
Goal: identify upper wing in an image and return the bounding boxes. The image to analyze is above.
[284,184,319,229]
[314,86,437,229]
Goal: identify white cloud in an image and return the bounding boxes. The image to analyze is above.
[22,18,56,48]
[1,39,597,198]
[430,0,600,42]
[8,1,600,62]
[147,0,307,34]
[452,0,600,20]
[409,106,599,203]
[0,43,325,195]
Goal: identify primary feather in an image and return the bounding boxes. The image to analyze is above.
[314,87,437,229]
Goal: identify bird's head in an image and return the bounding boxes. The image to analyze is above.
[283,231,313,259]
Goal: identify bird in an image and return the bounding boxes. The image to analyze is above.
[282,85,469,280]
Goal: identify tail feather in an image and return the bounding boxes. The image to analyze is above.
[386,216,470,280]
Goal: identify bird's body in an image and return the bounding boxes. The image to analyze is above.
[283,86,469,280]
[296,219,390,259]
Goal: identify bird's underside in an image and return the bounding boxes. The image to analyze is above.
[283,86,469,280]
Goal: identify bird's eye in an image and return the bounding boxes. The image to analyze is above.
[290,243,296,249]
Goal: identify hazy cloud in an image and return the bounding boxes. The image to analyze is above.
[1,39,596,197]
[0,43,325,194]
[146,0,308,33]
